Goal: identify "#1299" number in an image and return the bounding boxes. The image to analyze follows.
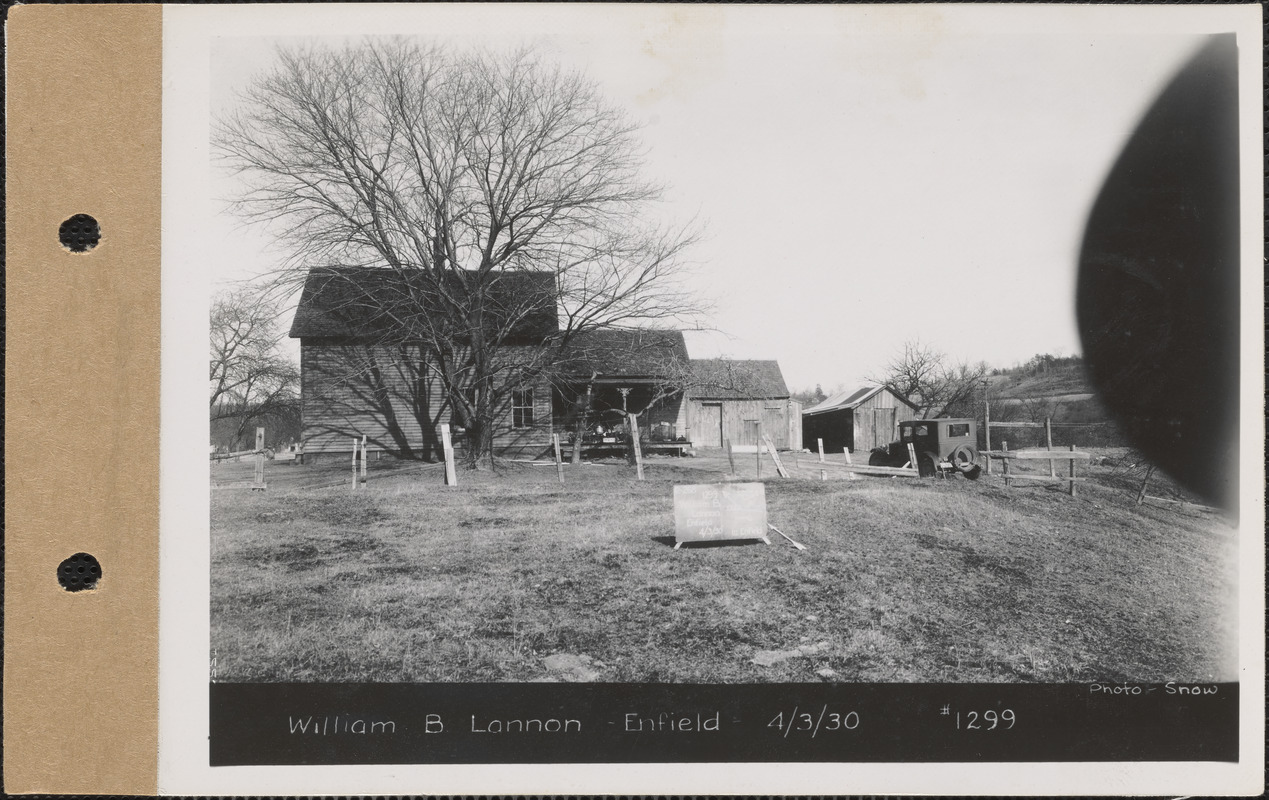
[957,709,1015,730]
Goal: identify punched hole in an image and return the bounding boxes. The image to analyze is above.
[58,553,101,592]
[59,214,101,253]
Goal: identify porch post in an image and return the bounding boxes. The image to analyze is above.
[571,380,593,465]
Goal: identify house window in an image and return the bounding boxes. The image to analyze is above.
[512,388,535,428]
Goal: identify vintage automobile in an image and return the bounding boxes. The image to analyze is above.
[868,418,982,479]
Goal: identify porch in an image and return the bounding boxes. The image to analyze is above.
[552,378,689,457]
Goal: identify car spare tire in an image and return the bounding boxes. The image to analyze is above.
[950,444,981,479]
[950,444,976,468]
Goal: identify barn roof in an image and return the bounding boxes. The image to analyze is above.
[802,384,918,416]
[556,328,690,379]
[687,359,789,400]
[289,266,558,341]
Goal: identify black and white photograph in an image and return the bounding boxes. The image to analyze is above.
[158,3,1262,794]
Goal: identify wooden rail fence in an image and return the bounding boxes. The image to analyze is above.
[981,442,1089,496]
[212,427,269,491]
[794,438,919,479]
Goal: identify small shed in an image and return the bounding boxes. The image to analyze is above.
[684,359,800,450]
[801,385,919,454]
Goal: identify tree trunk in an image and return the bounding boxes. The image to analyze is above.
[464,414,496,470]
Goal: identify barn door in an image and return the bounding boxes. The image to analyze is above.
[698,403,723,447]
[873,408,896,448]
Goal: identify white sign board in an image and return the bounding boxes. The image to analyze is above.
[671,482,770,548]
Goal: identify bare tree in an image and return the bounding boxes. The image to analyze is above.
[215,40,702,467]
[870,339,988,418]
[210,288,300,446]
[790,384,827,406]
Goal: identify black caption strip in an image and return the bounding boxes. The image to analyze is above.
[210,682,1236,766]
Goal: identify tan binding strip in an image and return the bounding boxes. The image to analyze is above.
[4,4,161,794]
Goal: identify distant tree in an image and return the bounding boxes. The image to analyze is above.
[215,40,703,468]
[790,383,828,406]
[870,340,988,418]
[210,287,300,447]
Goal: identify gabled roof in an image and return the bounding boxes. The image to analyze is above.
[556,329,689,379]
[687,359,789,400]
[802,385,918,416]
[289,266,558,341]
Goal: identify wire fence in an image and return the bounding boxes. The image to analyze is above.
[982,420,1126,450]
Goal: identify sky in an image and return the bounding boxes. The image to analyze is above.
[203,7,1205,393]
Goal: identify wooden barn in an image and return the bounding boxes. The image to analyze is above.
[291,267,785,461]
[801,385,919,454]
[682,360,801,451]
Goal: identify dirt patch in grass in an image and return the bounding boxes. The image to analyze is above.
[212,451,1239,683]
[910,532,1031,584]
[459,516,515,528]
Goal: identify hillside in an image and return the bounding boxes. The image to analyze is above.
[988,356,1092,400]
[981,356,1121,448]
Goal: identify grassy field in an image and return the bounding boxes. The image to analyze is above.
[211,450,1237,683]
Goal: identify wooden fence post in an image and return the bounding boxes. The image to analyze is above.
[360,435,368,486]
[817,438,826,481]
[755,421,762,478]
[843,446,858,481]
[724,437,735,475]
[351,436,358,491]
[1046,417,1056,478]
[984,399,991,451]
[552,433,565,484]
[253,427,266,490]
[440,423,457,486]
[1068,443,1077,497]
[763,434,789,478]
[1135,464,1155,505]
[1002,440,1010,487]
[628,413,644,480]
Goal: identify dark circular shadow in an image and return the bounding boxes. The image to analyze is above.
[1076,35,1240,513]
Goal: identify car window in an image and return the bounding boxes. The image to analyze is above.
[948,423,970,437]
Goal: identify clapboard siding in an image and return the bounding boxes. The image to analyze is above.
[489,379,554,458]
[300,341,553,460]
[301,343,435,459]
